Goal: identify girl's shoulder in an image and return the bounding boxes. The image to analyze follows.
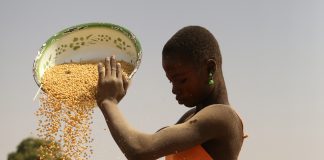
[197,104,242,127]
[202,104,248,138]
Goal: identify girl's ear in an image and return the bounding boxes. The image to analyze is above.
[207,59,217,74]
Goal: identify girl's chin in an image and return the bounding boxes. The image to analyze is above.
[176,98,196,107]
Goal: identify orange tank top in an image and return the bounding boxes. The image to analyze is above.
[165,145,213,160]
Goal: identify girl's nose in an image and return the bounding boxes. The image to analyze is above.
[172,85,180,95]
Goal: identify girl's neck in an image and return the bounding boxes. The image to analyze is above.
[196,77,229,112]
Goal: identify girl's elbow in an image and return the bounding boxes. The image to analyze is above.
[123,135,157,159]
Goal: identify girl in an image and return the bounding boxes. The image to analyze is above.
[96,26,246,160]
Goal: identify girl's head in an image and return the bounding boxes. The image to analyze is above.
[162,26,225,107]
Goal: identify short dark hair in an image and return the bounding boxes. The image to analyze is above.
[162,26,222,66]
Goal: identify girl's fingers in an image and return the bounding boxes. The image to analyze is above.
[111,55,117,77]
[122,73,130,91]
[98,63,105,82]
[105,57,111,77]
[117,63,122,79]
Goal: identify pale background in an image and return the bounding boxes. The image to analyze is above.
[0,0,323,159]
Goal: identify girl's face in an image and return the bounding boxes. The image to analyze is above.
[162,54,211,107]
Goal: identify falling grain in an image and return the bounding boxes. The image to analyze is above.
[36,61,134,160]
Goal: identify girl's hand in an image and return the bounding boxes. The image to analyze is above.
[96,56,129,106]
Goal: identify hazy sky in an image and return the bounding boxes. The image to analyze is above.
[0,0,323,159]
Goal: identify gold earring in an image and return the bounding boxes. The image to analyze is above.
[208,72,214,85]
